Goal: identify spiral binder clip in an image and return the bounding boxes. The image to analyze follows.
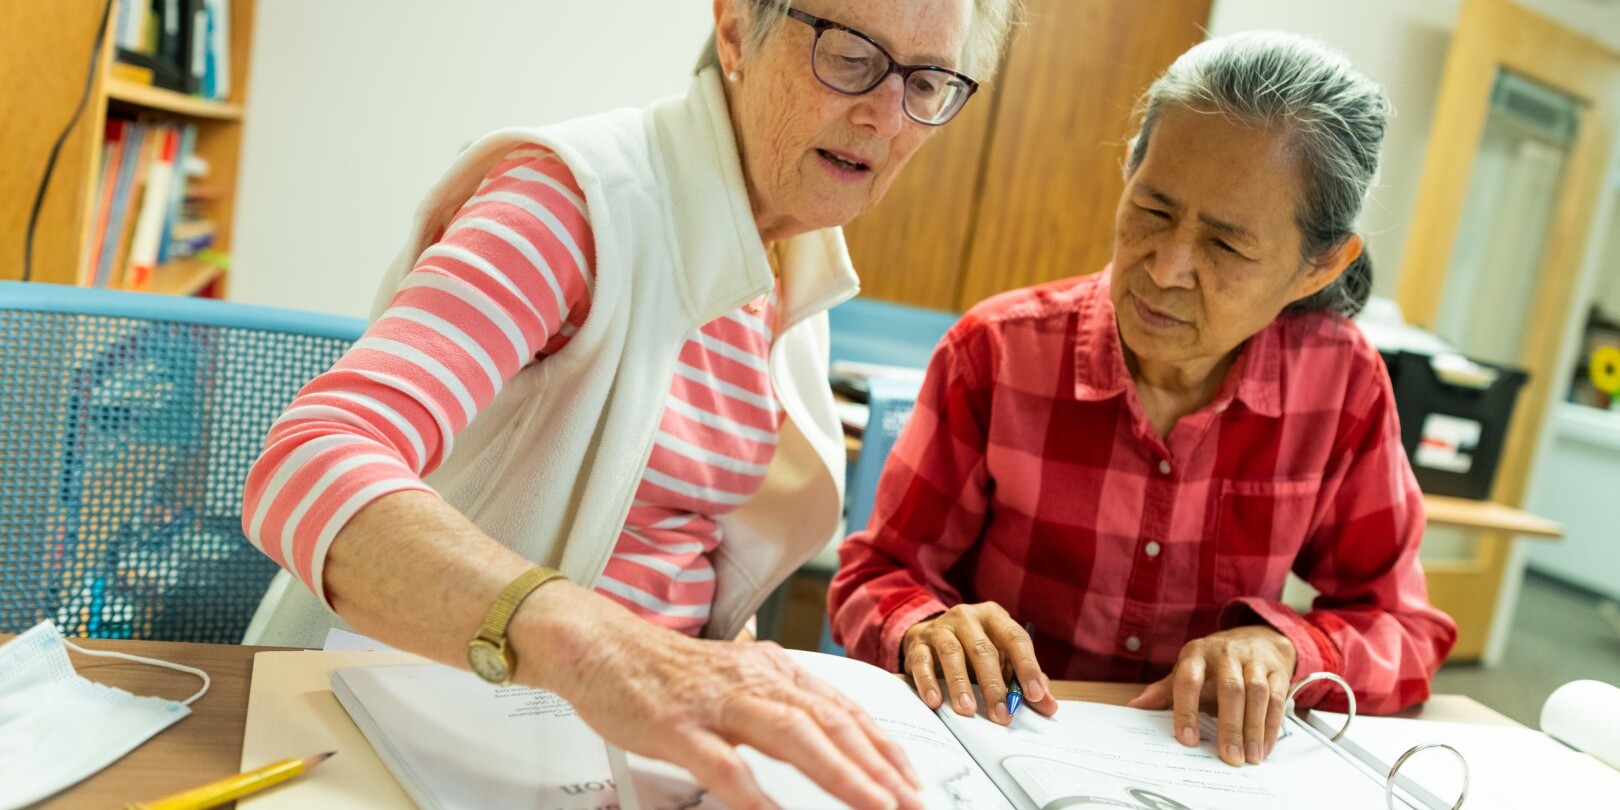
[1282,671,1471,809]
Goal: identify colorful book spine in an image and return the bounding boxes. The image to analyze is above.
[81,120,127,286]
[156,123,198,265]
[127,126,182,290]
[106,127,158,289]
[94,123,147,289]
[202,0,231,100]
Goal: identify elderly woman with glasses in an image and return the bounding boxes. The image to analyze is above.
[830,31,1458,769]
[241,2,1019,807]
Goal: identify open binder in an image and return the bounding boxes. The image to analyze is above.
[313,643,1617,810]
[616,656,1617,810]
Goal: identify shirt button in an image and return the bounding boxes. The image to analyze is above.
[1145,541,1162,558]
[1157,459,1171,475]
[1125,635,1142,652]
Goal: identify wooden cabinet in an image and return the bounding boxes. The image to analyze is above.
[844,0,1212,312]
[0,0,255,296]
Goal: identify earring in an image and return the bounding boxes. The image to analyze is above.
[728,71,740,82]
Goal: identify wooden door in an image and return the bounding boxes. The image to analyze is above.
[955,0,1211,310]
[842,0,1212,313]
[1397,0,1620,660]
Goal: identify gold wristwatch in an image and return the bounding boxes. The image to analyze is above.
[467,565,568,685]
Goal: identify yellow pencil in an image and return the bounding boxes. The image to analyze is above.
[125,751,335,810]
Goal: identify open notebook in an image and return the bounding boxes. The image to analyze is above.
[327,650,1620,810]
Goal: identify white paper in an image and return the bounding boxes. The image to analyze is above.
[1313,708,1620,810]
[939,699,1413,810]
[330,664,619,810]
[836,400,870,432]
[1542,679,1620,772]
[616,651,1011,810]
[239,650,426,810]
[321,628,399,653]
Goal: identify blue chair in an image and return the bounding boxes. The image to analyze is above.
[844,376,924,538]
[827,297,958,369]
[0,281,364,643]
[827,296,956,535]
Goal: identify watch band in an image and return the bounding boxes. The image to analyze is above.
[477,565,568,642]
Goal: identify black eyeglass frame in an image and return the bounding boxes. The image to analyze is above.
[784,7,980,126]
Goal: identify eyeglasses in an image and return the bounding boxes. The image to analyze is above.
[785,7,979,126]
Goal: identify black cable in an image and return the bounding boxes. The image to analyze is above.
[23,0,115,283]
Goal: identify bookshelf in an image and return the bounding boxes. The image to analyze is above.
[1,0,254,297]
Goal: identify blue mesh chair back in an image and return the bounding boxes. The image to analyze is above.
[0,281,364,643]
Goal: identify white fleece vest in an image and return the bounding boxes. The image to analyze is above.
[250,69,857,648]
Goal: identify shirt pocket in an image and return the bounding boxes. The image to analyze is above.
[1209,478,1321,601]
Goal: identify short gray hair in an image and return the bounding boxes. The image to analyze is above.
[1125,31,1390,319]
[695,0,1024,82]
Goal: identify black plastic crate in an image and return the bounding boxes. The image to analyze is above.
[1386,350,1528,500]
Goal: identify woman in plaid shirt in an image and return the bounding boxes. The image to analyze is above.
[829,31,1457,770]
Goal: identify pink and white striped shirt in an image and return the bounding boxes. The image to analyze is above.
[242,148,781,635]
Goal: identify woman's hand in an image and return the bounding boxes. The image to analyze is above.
[1126,625,1297,767]
[523,584,924,810]
[900,602,1058,725]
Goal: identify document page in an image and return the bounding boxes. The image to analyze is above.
[617,651,1012,810]
[240,649,426,810]
[1312,710,1619,810]
[939,698,1414,810]
[331,663,619,810]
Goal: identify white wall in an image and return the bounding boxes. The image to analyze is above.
[1590,195,1620,321]
[227,1,713,318]
[1207,0,1620,303]
[1528,405,1620,601]
[230,1,1615,319]
[1206,0,1460,301]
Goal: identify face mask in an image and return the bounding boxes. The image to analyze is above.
[0,620,210,809]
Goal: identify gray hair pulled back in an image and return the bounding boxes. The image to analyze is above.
[1126,31,1390,318]
[695,0,1024,82]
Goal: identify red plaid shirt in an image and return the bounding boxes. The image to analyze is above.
[828,270,1456,713]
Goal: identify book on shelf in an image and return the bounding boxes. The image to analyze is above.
[164,218,215,260]
[156,124,200,264]
[203,0,231,100]
[113,0,152,53]
[80,121,125,286]
[82,118,214,291]
[323,648,1620,810]
[111,0,227,98]
[91,121,146,289]
[125,125,181,290]
[109,60,155,86]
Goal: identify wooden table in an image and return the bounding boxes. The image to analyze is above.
[1422,494,1563,539]
[30,637,291,810]
[23,635,1521,809]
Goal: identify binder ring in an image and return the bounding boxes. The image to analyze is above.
[1284,671,1356,741]
[1385,743,1468,810]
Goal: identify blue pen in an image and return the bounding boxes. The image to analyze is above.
[1006,675,1024,717]
[1007,621,1034,718]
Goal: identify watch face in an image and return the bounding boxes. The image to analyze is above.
[467,641,510,684]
